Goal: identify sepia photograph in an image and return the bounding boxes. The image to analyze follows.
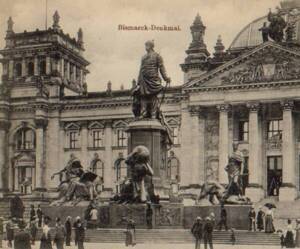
[1,0,300,248]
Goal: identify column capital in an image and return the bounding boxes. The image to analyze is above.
[188,105,201,116]
[0,120,10,130]
[246,102,260,112]
[281,99,294,111]
[216,103,230,112]
[34,118,48,128]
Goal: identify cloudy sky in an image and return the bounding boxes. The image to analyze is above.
[0,0,282,91]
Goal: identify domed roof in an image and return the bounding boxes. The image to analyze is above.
[229,16,268,50]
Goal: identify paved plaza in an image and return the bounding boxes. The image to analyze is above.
[0,242,282,249]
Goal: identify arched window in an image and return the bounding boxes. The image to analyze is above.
[39,60,46,75]
[27,62,34,76]
[15,63,22,77]
[15,128,36,150]
[167,151,180,181]
[114,154,127,194]
[90,157,104,178]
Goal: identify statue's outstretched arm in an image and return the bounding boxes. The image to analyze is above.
[158,55,171,83]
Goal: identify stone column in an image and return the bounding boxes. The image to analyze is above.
[21,57,26,77]
[66,61,70,80]
[188,106,201,184]
[280,100,297,201]
[104,120,113,191]
[8,60,14,79]
[80,68,83,86]
[80,121,89,168]
[61,58,65,78]
[46,56,51,75]
[34,119,48,192]
[34,56,39,76]
[217,104,230,185]
[245,102,264,202]
[0,120,10,195]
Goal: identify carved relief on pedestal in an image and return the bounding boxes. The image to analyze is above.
[154,205,182,226]
[112,205,146,227]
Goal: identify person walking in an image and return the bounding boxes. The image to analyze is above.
[218,204,228,231]
[6,218,14,248]
[0,217,3,248]
[265,208,275,233]
[37,205,43,228]
[230,228,236,245]
[285,219,295,248]
[65,216,72,246]
[89,207,98,229]
[14,220,31,249]
[29,218,38,245]
[257,207,265,232]
[125,219,136,246]
[54,218,66,249]
[295,219,300,247]
[30,205,36,222]
[40,217,52,249]
[73,217,81,246]
[203,216,214,249]
[76,220,85,249]
[146,203,153,229]
[191,217,203,249]
[248,207,256,231]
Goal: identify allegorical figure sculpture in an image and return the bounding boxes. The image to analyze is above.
[198,142,251,205]
[132,40,171,119]
[112,146,157,204]
[51,154,98,205]
[267,8,287,43]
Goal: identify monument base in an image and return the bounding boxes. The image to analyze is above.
[43,202,251,230]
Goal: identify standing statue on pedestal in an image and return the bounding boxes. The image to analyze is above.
[132,40,171,119]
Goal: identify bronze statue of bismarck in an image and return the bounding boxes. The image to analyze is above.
[132,40,171,119]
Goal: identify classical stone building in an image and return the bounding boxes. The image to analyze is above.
[2,1,300,203]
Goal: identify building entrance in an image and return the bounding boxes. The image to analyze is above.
[267,156,282,196]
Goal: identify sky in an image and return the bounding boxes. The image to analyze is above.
[0,0,282,92]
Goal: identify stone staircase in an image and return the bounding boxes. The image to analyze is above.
[80,229,280,245]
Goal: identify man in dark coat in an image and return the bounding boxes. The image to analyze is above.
[65,216,72,246]
[10,195,24,219]
[146,203,153,229]
[248,207,256,231]
[76,220,85,249]
[203,216,214,249]
[217,204,228,231]
[6,218,14,248]
[73,217,81,246]
[14,221,31,249]
[191,217,203,249]
[37,204,43,227]
[30,205,36,222]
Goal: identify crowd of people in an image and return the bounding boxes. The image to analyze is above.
[247,205,276,233]
[0,203,87,249]
[278,219,300,248]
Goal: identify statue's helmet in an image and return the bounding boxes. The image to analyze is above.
[145,40,155,49]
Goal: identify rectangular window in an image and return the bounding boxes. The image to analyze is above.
[69,131,79,149]
[92,130,103,148]
[117,129,127,147]
[267,120,283,139]
[171,127,179,145]
[238,121,249,142]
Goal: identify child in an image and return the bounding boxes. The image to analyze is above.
[230,228,236,245]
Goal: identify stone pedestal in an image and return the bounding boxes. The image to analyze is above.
[126,119,170,197]
[245,185,264,203]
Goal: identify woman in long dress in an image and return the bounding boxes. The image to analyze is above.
[295,219,300,247]
[285,219,295,248]
[40,218,52,249]
[265,208,275,233]
[125,219,136,246]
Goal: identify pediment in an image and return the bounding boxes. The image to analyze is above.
[184,42,300,90]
